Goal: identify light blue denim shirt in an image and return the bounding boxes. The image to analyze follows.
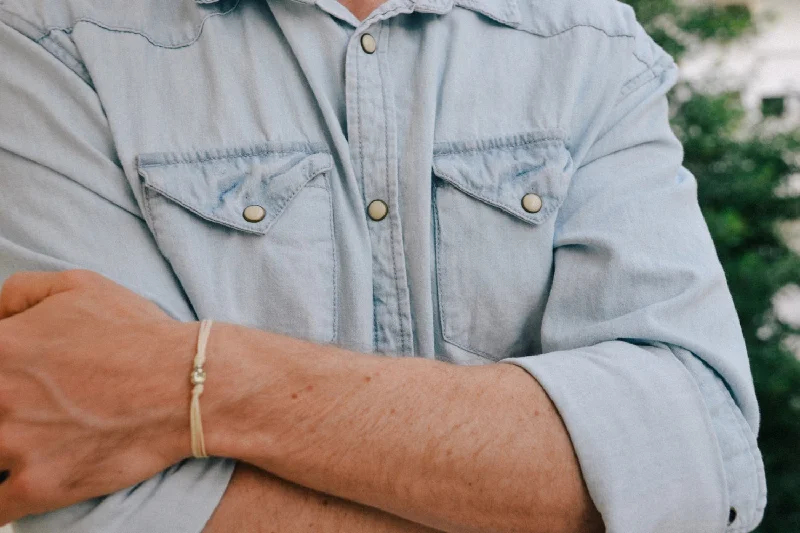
[0,0,766,531]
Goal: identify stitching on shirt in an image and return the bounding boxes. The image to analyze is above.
[353,27,378,351]
[38,34,93,86]
[139,150,322,167]
[619,63,658,100]
[27,0,241,50]
[434,185,482,357]
[455,0,517,27]
[142,187,163,242]
[508,20,667,100]
[434,137,565,156]
[138,145,332,168]
[142,180,265,234]
[361,3,413,29]
[585,59,676,147]
[379,23,410,355]
[323,172,339,344]
[631,49,652,70]
[432,188,445,339]
[0,10,94,87]
[512,22,634,41]
[669,344,766,532]
[717,370,768,528]
[431,166,560,223]
[701,360,759,531]
[434,202,501,359]
[433,130,567,154]
[620,55,675,101]
[431,186,497,359]
[140,157,334,234]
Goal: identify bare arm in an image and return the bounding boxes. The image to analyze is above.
[204,463,439,533]
[196,323,603,533]
[0,271,599,533]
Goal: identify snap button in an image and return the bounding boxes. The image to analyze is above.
[242,205,266,223]
[367,199,388,221]
[521,193,543,214]
[728,507,737,525]
[361,33,377,54]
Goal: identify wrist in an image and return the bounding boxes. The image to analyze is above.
[159,319,205,462]
[200,321,266,460]
[199,322,296,463]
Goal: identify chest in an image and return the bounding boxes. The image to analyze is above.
[67,1,618,359]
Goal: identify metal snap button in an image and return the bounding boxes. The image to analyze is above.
[361,33,377,54]
[367,199,388,221]
[521,193,543,214]
[243,205,266,223]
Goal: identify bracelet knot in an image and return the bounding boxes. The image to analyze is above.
[190,319,213,459]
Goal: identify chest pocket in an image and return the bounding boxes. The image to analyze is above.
[432,132,573,360]
[137,144,337,343]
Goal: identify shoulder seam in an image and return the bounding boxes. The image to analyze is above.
[0,0,240,50]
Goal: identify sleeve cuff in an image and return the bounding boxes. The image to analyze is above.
[500,340,730,533]
[671,347,766,532]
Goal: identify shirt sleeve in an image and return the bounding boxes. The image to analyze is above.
[0,18,235,533]
[500,28,766,533]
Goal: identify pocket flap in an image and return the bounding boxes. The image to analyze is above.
[432,132,573,225]
[137,145,333,235]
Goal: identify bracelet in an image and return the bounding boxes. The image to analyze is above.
[190,319,213,459]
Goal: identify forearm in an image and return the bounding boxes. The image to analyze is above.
[192,323,603,533]
[204,463,440,533]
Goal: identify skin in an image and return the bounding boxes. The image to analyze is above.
[0,4,604,531]
[0,269,603,533]
[340,0,387,20]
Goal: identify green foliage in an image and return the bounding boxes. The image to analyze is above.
[681,5,754,41]
[626,0,754,61]
[624,1,800,531]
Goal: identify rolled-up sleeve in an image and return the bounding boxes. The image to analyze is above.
[500,29,766,533]
[0,18,234,533]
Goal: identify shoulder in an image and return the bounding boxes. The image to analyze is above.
[0,0,238,48]
[514,0,675,88]
[516,0,669,65]
[515,0,637,38]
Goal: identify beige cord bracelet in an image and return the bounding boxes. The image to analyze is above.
[190,319,213,459]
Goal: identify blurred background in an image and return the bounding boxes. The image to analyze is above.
[621,0,800,530]
[2,1,798,533]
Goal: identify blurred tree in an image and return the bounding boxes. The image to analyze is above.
[622,1,800,531]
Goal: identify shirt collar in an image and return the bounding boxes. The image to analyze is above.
[195,0,521,28]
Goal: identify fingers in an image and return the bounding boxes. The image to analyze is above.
[0,269,100,320]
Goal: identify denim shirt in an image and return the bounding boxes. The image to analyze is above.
[0,0,766,531]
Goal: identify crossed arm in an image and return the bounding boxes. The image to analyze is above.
[0,270,602,533]
[199,319,603,533]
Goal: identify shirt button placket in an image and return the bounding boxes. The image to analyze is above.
[346,22,413,355]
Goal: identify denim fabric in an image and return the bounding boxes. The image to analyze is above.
[0,0,765,531]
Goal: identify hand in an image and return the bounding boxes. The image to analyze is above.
[0,270,195,525]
